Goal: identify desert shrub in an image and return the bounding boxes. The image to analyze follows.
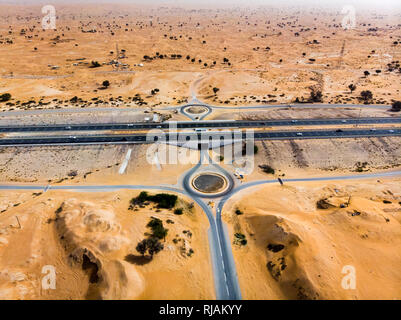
[148,193,177,209]
[259,164,275,174]
[390,101,401,112]
[267,243,285,253]
[90,61,101,68]
[130,192,177,209]
[360,90,373,102]
[0,93,11,102]
[136,237,164,257]
[147,217,168,240]
[309,87,323,102]
[174,208,183,215]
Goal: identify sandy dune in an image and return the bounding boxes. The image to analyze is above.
[223,178,401,299]
[0,190,214,299]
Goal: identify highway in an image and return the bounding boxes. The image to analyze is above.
[0,128,400,146]
[0,117,400,133]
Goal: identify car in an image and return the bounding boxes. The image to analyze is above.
[389,130,395,133]
[156,125,162,129]
[336,129,343,132]
[69,136,77,139]
[291,120,298,123]
[370,128,377,131]
[341,120,347,123]
[65,126,72,130]
[296,132,303,136]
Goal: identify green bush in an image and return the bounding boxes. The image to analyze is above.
[148,193,177,209]
[131,192,177,209]
[90,60,101,68]
[147,217,168,240]
[0,93,11,102]
[174,208,183,215]
[259,165,275,175]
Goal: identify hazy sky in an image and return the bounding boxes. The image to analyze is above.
[2,0,401,10]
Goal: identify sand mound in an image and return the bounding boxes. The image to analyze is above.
[56,199,144,300]
[227,180,401,299]
[246,214,320,300]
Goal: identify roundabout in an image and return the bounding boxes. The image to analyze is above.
[182,161,235,199]
[192,172,228,194]
[180,104,212,120]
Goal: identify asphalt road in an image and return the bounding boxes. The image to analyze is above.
[0,117,399,133]
[0,128,400,146]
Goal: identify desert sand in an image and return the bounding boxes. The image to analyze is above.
[223,177,401,299]
[0,1,400,300]
[0,189,214,299]
[0,3,400,112]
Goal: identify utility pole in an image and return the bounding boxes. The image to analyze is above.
[115,43,119,71]
[15,216,21,229]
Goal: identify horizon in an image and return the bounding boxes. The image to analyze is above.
[0,0,400,10]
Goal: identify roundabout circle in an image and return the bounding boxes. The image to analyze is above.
[184,106,209,114]
[192,173,228,194]
[183,168,235,199]
[180,104,212,120]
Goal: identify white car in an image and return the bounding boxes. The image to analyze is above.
[296,132,303,136]
[370,128,377,131]
[389,130,395,133]
[341,120,347,123]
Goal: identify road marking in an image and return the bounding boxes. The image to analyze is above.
[118,148,132,174]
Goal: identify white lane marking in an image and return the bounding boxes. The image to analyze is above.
[118,148,132,174]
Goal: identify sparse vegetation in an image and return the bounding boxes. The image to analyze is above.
[89,60,101,68]
[147,217,168,241]
[136,237,164,258]
[259,164,275,174]
[348,84,357,93]
[390,101,401,112]
[102,80,110,88]
[234,233,247,246]
[0,93,11,102]
[360,90,373,103]
[174,208,183,215]
[129,192,178,210]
